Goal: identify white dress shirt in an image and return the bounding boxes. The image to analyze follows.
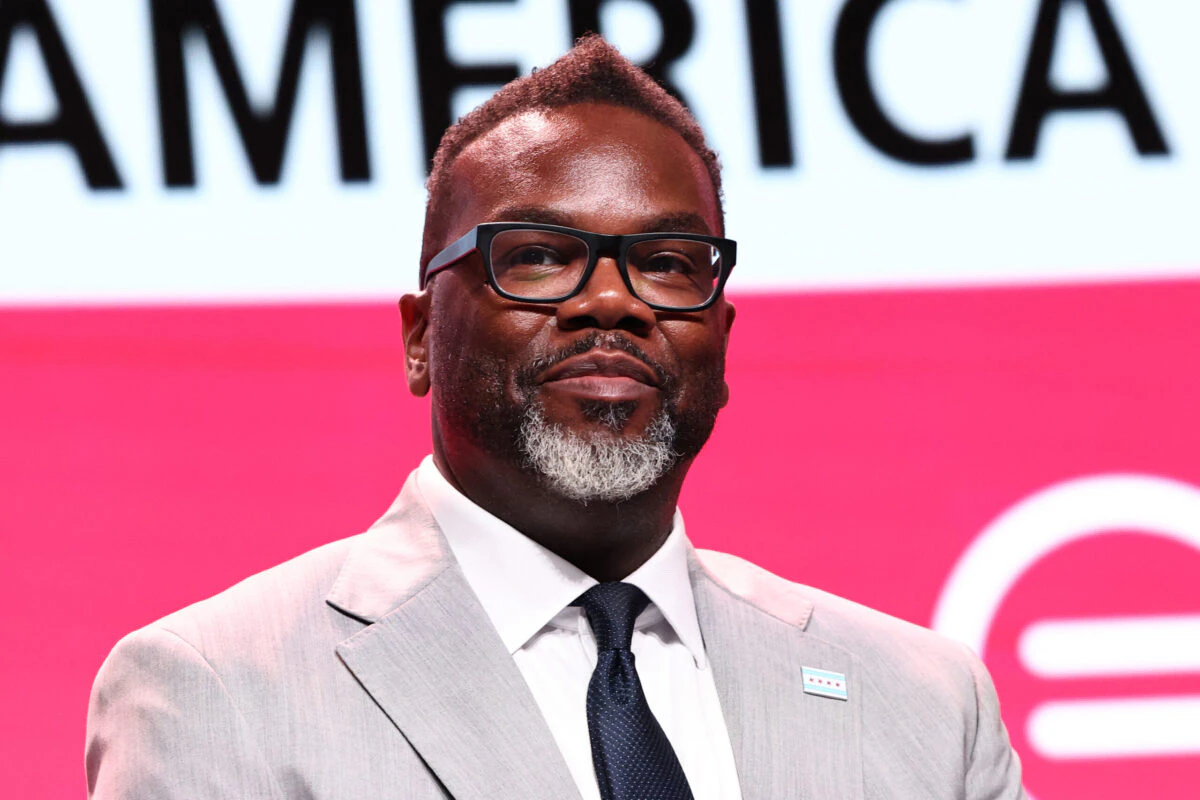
[417,456,743,800]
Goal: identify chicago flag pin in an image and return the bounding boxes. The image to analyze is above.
[801,666,848,701]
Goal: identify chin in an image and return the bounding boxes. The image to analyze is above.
[518,403,680,504]
[577,399,639,432]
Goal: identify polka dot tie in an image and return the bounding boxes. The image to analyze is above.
[576,582,695,800]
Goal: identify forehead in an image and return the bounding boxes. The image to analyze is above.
[445,104,720,237]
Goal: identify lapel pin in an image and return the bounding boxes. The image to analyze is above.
[801,666,848,701]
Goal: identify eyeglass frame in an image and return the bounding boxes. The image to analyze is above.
[421,222,737,312]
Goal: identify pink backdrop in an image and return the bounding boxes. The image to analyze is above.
[4,281,1199,797]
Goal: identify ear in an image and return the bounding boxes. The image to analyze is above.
[718,298,736,407]
[399,291,432,397]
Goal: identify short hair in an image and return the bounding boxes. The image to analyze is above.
[419,34,724,275]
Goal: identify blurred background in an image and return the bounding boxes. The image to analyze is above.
[1,1,1198,797]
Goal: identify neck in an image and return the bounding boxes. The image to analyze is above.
[432,438,687,582]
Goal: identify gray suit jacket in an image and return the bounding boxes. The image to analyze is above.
[86,473,1024,799]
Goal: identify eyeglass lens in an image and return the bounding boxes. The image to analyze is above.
[488,229,721,308]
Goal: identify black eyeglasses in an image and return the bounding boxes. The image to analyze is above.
[422,222,737,312]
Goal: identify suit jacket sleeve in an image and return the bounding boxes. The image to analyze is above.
[962,644,1025,800]
[86,625,284,799]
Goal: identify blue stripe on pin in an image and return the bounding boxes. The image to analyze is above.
[801,666,848,700]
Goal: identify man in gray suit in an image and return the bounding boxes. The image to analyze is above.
[87,37,1024,799]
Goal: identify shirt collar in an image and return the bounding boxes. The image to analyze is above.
[417,456,707,668]
[621,510,707,668]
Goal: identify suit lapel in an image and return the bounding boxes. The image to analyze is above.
[327,476,580,800]
[691,551,864,800]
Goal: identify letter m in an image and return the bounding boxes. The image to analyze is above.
[151,0,370,186]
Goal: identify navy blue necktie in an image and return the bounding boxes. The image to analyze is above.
[576,582,695,800]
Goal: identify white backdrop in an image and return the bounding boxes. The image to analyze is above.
[2,0,1196,303]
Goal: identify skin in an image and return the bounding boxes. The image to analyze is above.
[399,103,736,581]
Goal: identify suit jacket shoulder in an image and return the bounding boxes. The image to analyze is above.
[152,536,358,652]
[696,546,976,671]
[87,531,446,799]
[691,547,1025,800]
[87,476,575,800]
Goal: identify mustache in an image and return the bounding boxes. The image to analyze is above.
[519,332,673,391]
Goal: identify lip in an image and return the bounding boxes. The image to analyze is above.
[539,350,662,402]
[540,351,661,387]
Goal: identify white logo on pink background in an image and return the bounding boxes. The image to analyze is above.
[932,474,1200,797]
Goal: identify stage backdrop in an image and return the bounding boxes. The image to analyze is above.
[2,1,1198,797]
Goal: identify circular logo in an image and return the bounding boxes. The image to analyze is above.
[933,474,1200,800]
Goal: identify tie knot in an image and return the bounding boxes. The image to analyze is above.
[576,582,651,652]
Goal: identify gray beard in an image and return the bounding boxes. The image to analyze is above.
[518,403,679,504]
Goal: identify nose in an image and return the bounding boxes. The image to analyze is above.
[555,256,656,335]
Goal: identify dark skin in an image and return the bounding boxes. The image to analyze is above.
[400,103,736,581]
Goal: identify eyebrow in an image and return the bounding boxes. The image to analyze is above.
[641,212,712,235]
[489,206,715,236]
[490,206,575,227]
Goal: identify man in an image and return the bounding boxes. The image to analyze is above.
[87,36,1024,799]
